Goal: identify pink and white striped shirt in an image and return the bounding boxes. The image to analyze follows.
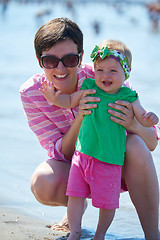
[20,64,95,162]
[20,63,159,162]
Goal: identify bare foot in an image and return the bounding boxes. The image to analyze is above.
[67,231,81,240]
[55,233,70,240]
[51,212,70,232]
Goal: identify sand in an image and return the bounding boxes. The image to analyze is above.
[0,206,69,240]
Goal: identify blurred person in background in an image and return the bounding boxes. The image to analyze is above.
[146,1,160,30]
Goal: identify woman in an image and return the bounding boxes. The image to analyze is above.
[20,17,159,239]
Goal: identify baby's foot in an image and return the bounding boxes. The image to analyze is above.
[55,233,70,240]
[67,231,81,240]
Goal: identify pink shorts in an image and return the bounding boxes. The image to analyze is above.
[66,150,122,209]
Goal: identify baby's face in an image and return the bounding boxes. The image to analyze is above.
[94,57,126,94]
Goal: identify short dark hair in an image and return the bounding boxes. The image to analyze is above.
[34,17,83,60]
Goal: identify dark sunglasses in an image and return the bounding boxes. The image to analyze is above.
[40,53,81,69]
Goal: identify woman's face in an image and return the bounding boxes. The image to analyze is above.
[41,39,83,94]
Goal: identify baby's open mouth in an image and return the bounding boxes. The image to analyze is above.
[102,80,112,86]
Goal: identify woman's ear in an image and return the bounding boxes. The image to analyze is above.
[78,50,84,67]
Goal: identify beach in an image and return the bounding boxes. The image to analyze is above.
[0,1,160,239]
[0,205,145,240]
[0,206,69,240]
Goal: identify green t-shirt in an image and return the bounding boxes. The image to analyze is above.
[75,78,138,165]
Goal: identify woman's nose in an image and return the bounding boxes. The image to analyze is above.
[56,61,66,70]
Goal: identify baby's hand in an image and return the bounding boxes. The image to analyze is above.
[39,80,61,103]
[142,112,159,126]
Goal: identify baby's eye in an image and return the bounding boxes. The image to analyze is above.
[97,68,103,72]
[111,69,116,72]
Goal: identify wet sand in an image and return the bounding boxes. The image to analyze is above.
[0,206,69,240]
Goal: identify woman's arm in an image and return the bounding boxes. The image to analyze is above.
[129,121,158,151]
[108,100,158,151]
[61,113,83,160]
[20,89,69,161]
[61,89,99,160]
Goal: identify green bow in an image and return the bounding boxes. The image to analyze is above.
[90,45,109,62]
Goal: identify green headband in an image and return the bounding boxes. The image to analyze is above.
[90,45,131,79]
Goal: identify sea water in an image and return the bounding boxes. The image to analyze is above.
[0,1,160,239]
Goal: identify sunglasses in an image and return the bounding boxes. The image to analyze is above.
[40,53,81,69]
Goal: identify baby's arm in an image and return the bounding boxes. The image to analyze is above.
[39,80,84,108]
[132,99,159,127]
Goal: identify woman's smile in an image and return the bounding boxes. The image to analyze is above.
[54,73,69,79]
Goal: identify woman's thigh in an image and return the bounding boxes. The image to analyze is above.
[122,134,158,191]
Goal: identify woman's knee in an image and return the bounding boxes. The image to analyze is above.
[126,134,151,163]
[30,160,70,205]
[124,134,154,177]
[30,168,56,204]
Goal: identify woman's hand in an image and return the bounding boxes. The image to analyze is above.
[108,100,137,131]
[78,89,100,117]
[108,100,158,151]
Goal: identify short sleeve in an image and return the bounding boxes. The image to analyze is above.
[120,87,139,103]
[80,78,94,90]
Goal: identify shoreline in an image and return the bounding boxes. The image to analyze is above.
[0,206,69,240]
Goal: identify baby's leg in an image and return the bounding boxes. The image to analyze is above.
[67,196,85,240]
[93,208,115,240]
